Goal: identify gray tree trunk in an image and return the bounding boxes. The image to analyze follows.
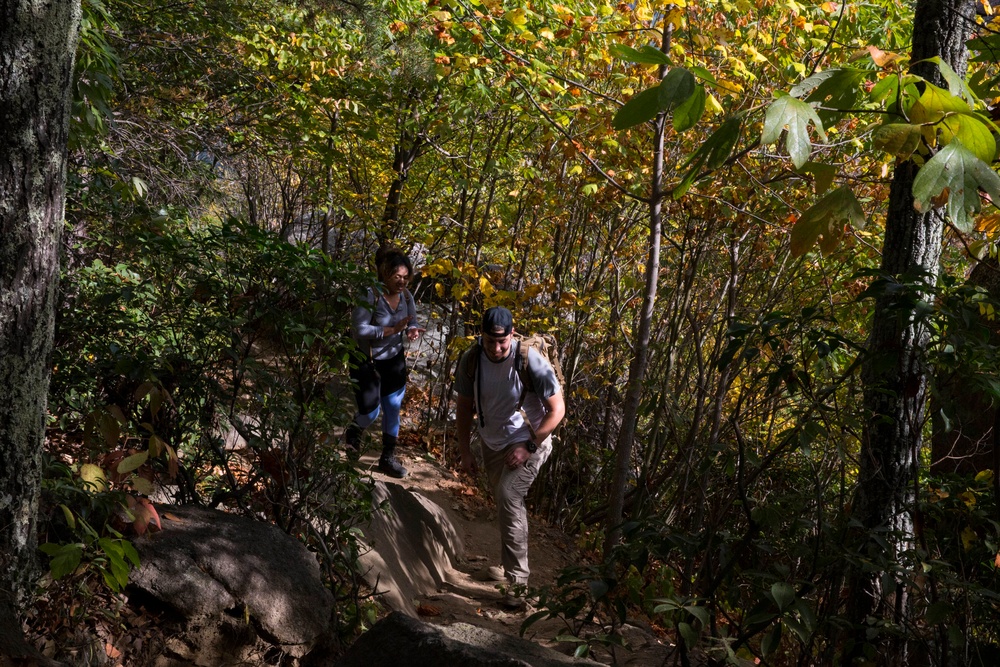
[0,0,81,657]
[603,20,672,557]
[850,0,976,657]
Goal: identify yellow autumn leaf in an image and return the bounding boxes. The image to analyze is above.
[479,276,495,296]
[705,93,724,115]
[666,7,684,28]
[975,470,995,485]
[539,28,555,40]
[821,1,839,12]
[505,8,528,27]
[959,490,977,508]
[961,526,978,551]
[743,44,769,63]
[976,212,1000,234]
[423,258,454,277]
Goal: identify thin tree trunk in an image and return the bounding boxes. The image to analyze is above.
[603,16,674,558]
[0,0,81,660]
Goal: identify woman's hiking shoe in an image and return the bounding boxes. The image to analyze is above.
[378,455,408,478]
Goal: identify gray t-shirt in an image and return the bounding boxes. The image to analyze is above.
[455,341,560,451]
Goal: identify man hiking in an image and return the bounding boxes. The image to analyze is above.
[454,307,565,609]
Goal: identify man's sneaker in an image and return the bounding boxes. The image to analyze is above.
[500,593,526,611]
[378,455,408,478]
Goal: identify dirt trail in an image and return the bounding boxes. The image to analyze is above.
[358,441,674,666]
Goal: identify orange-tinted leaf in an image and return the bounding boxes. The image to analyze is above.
[417,603,441,616]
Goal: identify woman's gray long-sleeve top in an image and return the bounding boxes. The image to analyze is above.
[351,288,419,361]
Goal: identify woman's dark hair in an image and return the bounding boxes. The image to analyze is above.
[376,246,413,283]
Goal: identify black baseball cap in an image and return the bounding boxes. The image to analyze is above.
[482,307,513,337]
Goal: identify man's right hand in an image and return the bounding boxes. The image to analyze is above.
[460,450,478,476]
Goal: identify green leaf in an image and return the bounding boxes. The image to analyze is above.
[588,579,610,600]
[762,94,828,169]
[969,33,1000,62]
[59,504,76,530]
[871,74,900,105]
[791,186,867,256]
[122,540,140,568]
[784,617,810,644]
[678,621,699,647]
[873,123,924,159]
[674,85,706,132]
[117,451,149,474]
[771,582,796,612]
[943,114,997,163]
[659,68,696,111]
[913,139,1000,233]
[797,162,837,195]
[761,622,782,656]
[685,605,710,627]
[674,116,744,197]
[925,601,954,625]
[574,644,590,658]
[610,43,670,66]
[613,85,663,130]
[581,183,599,195]
[132,476,154,495]
[794,68,867,128]
[922,56,976,104]
[40,543,84,580]
[908,82,998,162]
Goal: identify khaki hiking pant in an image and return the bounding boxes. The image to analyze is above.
[481,436,553,585]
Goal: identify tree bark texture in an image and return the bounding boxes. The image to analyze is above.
[0,0,81,620]
[851,0,977,647]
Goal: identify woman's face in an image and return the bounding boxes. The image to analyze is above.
[384,265,410,294]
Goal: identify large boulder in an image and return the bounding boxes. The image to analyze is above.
[336,612,603,667]
[130,504,332,663]
[358,481,466,615]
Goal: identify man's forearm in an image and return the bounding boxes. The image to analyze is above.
[455,396,474,454]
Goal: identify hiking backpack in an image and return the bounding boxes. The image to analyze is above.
[462,332,565,432]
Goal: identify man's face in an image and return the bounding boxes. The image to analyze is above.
[482,330,513,362]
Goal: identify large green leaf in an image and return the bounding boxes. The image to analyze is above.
[609,43,670,66]
[968,32,1000,62]
[613,68,698,131]
[762,94,828,169]
[612,85,662,130]
[792,68,867,128]
[909,83,1000,162]
[673,116,744,197]
[673,85,705,132]
[797,161,837,196]
[791,186,867,256]
[873,123,923,159]
[659,67,695,111]
[913,139,1000,233]
[922,56,976,104]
